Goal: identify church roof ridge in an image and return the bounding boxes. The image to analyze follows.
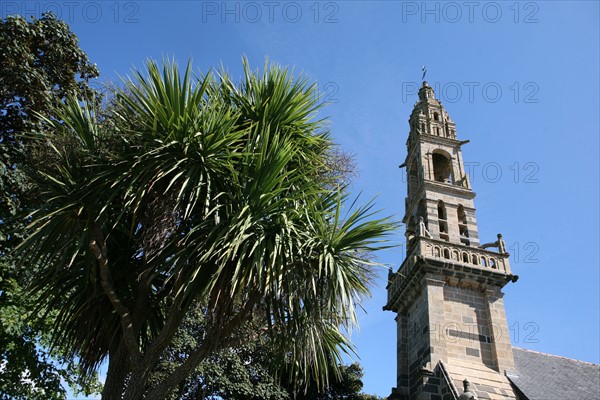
[512,346,600,367]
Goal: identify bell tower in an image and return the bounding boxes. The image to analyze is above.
[385,82,519,400]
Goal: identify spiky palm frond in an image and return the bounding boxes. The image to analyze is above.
[18,58,398,396]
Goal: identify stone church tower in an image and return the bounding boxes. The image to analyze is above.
[384,82,519,400]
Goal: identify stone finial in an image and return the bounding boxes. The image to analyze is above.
[497,233,507,254]
[387,267,396,284]
[418,81,435,101]
[463,379,471,392]
[458,379,478,400]
[478,233,507,255]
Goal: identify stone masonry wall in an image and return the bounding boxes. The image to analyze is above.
[396,287,431,398]
[442,284,497,370]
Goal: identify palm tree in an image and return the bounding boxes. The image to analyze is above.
[18,58,397,399]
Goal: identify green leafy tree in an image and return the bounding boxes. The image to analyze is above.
[0,12,99,239]
[0,13,100,399]
[150,305,289,400]
[152,306,382,400]
[285,362,384,400]
[18,58,397,399]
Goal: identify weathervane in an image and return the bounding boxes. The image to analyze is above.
[421,65,427,81]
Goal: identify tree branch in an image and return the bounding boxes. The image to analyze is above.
[130,268,154,334]
[144,292,261,400]
[123,269,190,400]
[89,223,141,365]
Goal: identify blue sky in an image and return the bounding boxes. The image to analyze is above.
[4,0,599,397]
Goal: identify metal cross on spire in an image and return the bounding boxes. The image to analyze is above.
[421,65,427,81]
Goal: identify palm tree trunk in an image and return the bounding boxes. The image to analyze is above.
[103,345,129,399]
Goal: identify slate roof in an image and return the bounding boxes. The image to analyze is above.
[507,347,600,400]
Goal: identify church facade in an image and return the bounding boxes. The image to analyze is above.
[384,82,599,400]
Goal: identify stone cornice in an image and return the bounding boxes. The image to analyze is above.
[419,132,462,147]
[422,181,476,199]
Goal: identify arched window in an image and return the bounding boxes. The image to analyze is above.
[443,249,450,259]
[481,257,488,267]
[458,204,469,245]
[432,151,453,183]
[457,205,467,224]
[462,252,470,263]
[433,112,439,121]
[438,200,449,241]
[417,199,427,223]
[438,201,447,220]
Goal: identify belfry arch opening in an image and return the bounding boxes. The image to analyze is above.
[432,151,453,183]
[458,204,470,245]
[437,201,447,220]
[457,204,467,224]
[417,199,427,223]
[438,201,449,241]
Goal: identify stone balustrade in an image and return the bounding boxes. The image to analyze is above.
[417,236,511,274]
[387,236,512,308]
